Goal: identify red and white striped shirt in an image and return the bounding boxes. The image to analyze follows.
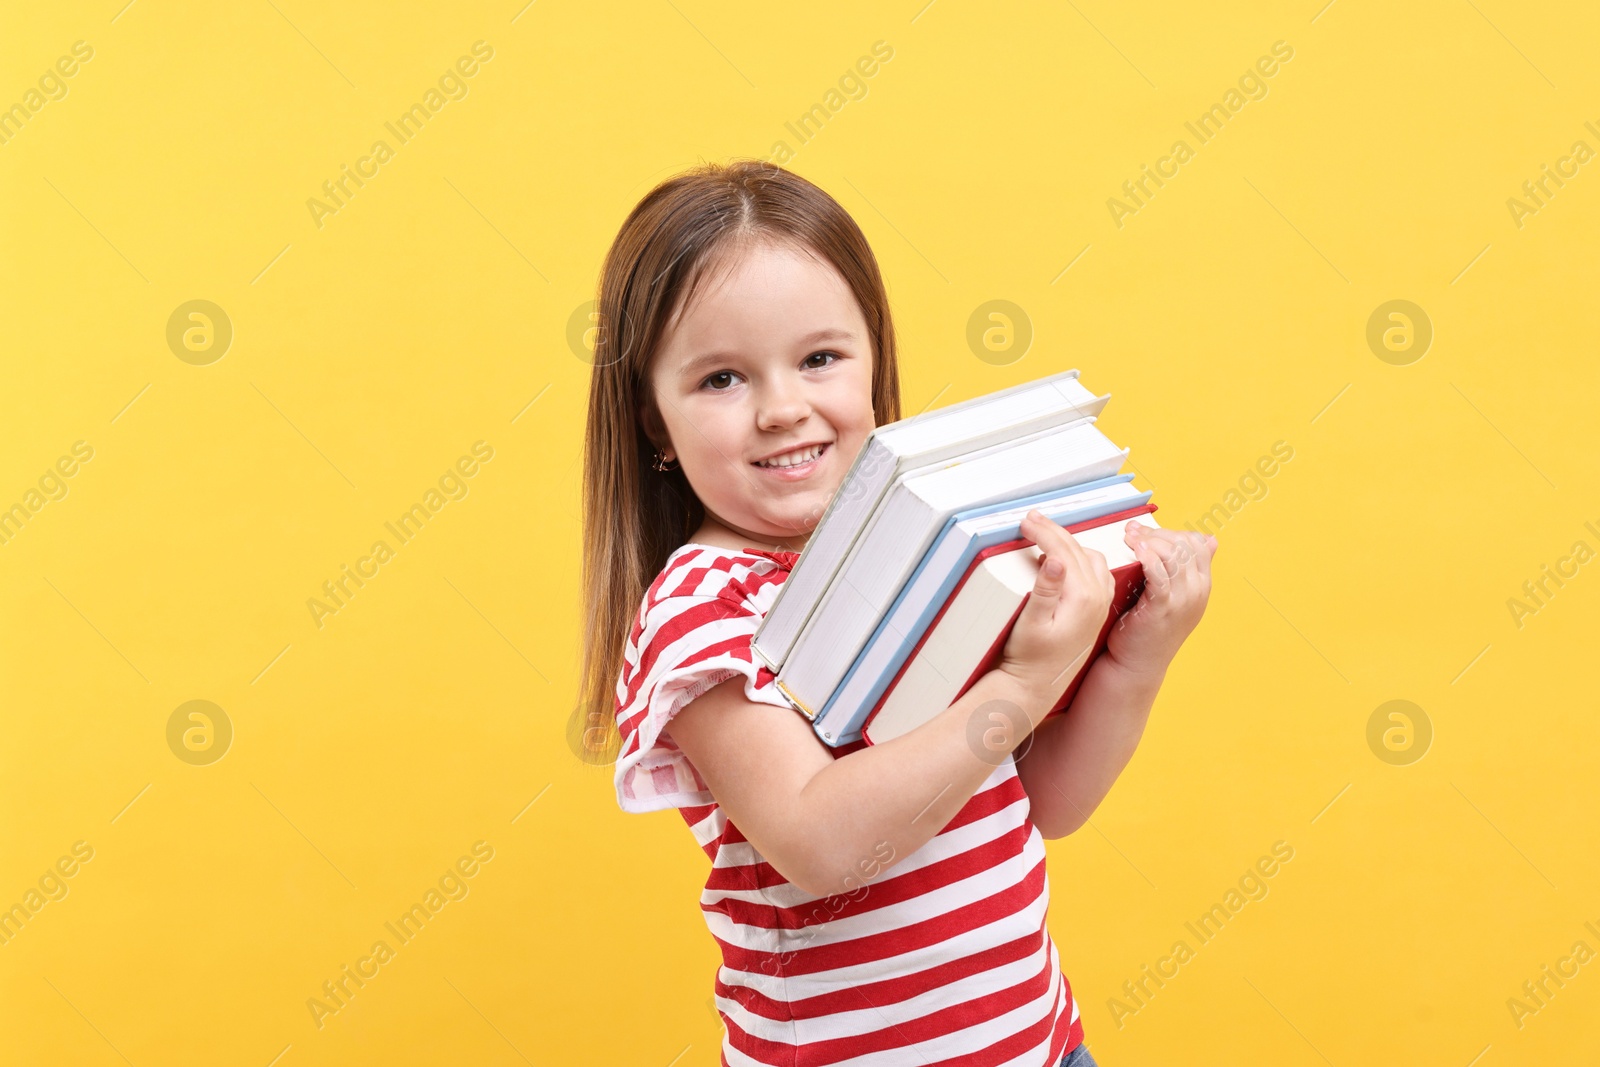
[614,543,1085,1067]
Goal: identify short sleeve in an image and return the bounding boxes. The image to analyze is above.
[613,592,799,813]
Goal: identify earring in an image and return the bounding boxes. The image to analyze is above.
[652,447,679,472]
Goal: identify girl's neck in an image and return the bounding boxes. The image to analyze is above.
[689,518,808,555]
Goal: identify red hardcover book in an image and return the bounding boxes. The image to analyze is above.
[861,503,1157,745]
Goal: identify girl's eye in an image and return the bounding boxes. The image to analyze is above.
[700,351,838,391]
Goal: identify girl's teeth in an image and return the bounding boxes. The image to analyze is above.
[759,445,822,468]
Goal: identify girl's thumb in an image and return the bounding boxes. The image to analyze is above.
[1030,556,1064,602]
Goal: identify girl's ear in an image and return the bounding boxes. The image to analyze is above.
[637,399,672,458]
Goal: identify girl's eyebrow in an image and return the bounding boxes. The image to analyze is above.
[678,327,858,379]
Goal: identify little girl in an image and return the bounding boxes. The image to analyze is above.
[579,159,1216,1067]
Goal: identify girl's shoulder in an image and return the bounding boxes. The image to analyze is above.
[663,541,801,569]
[653,542,800,593]
[615,544,803,814]
[637,542,801,632]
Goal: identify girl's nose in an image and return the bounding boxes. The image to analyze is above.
[756,377,811,430]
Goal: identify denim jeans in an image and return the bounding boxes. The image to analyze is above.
[1060,1042,1099,1067]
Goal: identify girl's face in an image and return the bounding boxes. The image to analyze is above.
[645,240,877,552]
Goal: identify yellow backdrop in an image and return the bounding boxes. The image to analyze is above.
[3,1,1596,1064]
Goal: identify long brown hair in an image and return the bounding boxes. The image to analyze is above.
[574,158,902,766]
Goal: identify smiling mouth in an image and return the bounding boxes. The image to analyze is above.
[752,442,830,472]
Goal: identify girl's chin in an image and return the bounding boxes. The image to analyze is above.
[738,506,829,546]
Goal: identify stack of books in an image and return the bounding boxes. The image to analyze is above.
[752,369,1158,747]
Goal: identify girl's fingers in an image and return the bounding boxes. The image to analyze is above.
[1032,513,1137,590]
[1177,532,1211,582]
[1172,534,1211,601]
[1132,526,1181,576]
[1196,534,1217,579]
[1129,535,1170,600]
[1145,527,1214,582]
[1022,513,1078,595]
[1129,523,1177,554]
[1030,547,1065,601]
[1017,544,1065,636]
[1026,511,1092,569]
[1023,511,1066,551]
[1124,525,1214,604]
[1168,542,1195,601]
[1077,546,1113,600]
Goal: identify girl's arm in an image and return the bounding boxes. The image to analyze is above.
[665,666,1049,898]
[665,509,1118,899]
[1015,522,1217,839]
[1012,656,1163,839]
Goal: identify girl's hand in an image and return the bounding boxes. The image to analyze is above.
[997,510,1117,718]
[1107,522,1217,676]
